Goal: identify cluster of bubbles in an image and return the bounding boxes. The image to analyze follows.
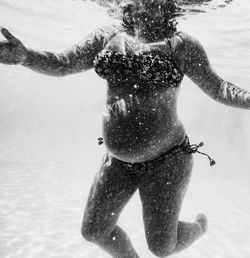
[83,0,234,41]
[180,0,234,14]
[85,0,234,16]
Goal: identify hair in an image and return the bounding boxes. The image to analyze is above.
[120,0,181,41]
[91,0,182,41]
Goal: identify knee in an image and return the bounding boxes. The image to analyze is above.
[149,245,175,257]
[81,221,111,243]
[81,223,101,243]
[148,237,176,257]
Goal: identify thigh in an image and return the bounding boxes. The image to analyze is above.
[82,153,138,238]
[138,151,193,249]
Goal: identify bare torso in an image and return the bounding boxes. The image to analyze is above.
[102,32,186,163]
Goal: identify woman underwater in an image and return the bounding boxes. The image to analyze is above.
[0,0,250,257]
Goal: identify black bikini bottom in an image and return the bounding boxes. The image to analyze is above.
[100,135,215,168]
[99,135,215,188]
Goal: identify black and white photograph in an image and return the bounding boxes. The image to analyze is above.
[0,0,249,257]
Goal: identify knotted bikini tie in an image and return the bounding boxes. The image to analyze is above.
[182,136,216,166]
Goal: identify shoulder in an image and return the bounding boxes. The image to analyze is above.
[174,31,206,54]
[92,24,124,47]
[95,24,124,35]
[167,32,196,73]
[175,31,194,41]
[173,31,208,66]
[168,31,209,75]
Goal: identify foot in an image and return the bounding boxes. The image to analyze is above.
[195,213,208,234]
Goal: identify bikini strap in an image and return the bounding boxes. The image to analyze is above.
[164,37,174,55]
[166,32,184,53]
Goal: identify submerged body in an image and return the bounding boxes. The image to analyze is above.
[95,31,185,162]
[1,1,250,256]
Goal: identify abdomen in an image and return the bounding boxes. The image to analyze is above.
[102,88,185,162]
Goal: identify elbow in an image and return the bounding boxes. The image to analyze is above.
[212,94,225,105]
[202,87,221,102]
[49,65,85,77]
[202,81,224,103]
[48,65,70,77]
[52,70,69,77]
[22,63,71,77]
[41,67,72,77]
[209,90,228,105]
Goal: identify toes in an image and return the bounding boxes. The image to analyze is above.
[195,213,208,233]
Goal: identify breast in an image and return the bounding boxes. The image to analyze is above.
[94,50,183,86]
[102,89,185,163]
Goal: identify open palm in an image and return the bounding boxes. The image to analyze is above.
[0,28,27,65]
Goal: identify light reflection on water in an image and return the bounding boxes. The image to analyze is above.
[0,0,250,257]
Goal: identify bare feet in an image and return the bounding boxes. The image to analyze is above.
[195,213,208,234]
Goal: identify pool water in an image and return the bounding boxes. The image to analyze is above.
[0,0,250,257]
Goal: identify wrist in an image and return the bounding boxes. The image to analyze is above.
[20,48,30,66]
[246,96,250,109]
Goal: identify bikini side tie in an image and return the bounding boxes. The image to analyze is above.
[184,138,216,166]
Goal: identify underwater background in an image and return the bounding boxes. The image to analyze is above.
[0,0,250,257]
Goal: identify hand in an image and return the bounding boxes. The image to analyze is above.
[0,28,27,65]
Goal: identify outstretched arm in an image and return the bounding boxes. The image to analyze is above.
[179,32,250,109]
[0,26,120,77]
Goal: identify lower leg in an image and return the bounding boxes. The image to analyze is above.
[173,214,207,254]
[95,225,140,258]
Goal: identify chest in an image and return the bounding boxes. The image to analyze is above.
[94,34,183,85]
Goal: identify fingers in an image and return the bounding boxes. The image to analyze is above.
[1,27,20,44]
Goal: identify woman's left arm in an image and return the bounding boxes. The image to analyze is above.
[179,32,250,109]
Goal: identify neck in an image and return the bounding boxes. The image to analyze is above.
[122,24,175,43]
[135,30,173,43]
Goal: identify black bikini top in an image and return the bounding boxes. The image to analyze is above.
[93,43,184,87]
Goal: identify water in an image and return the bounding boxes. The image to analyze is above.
[0,0,250,257]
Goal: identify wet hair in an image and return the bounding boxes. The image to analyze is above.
[121,0,181,41]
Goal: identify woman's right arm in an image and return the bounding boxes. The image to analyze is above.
[0,26,120,77]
